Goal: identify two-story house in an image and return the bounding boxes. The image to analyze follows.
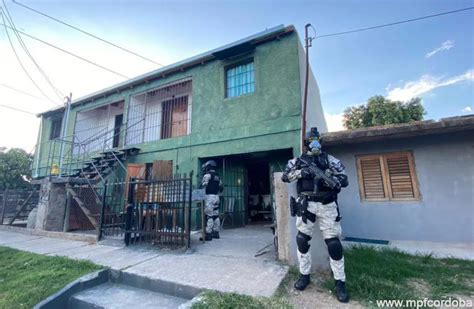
[32,24,327,234]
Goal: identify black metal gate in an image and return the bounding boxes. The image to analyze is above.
[98,173,193,249]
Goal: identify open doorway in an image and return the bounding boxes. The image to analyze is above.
[247,161,272,223]
[199,148,293,229]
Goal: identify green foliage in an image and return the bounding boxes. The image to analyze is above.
[0,148,32,190]
[322,246,474,305]
[192,290,293,309]
[343,96,425,129]
[0,246,101,308]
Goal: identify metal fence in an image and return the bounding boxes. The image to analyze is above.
[98,173,193,249]
[0,189,39,226]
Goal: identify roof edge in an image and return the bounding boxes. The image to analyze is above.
[321,115,474,146]
[38,24,295,117]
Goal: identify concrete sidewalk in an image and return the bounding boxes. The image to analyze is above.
[0,226,288,297]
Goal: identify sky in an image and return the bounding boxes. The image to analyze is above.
[0,0,472,151]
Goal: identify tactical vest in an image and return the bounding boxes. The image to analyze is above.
[205,171,221,195]
[296,152,337,203]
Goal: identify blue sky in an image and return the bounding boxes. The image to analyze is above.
[0,0,473,149]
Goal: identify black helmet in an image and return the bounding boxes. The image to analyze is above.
[202,160,217,172]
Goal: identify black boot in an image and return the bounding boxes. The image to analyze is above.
[335,280,349,303]
[294,274,310,291]
[212,231,220,239]
[205,233,213,241]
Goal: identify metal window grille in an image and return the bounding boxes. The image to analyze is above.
[226,60,255,98]
[126,79,192,146]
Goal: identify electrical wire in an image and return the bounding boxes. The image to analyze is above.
[0,82,49,101]
[0,21,130,79]
[316,7,474,39]
[1,2,64,100]
[0,11,59,106]
[13,0,164,66]
[0,103,37,115]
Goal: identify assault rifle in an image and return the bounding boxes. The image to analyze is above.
[296,157,341,193]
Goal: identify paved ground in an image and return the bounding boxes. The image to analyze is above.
[0,225,288,297]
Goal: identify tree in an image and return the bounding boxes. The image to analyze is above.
[343,96,425,129]
[0,148,33,190]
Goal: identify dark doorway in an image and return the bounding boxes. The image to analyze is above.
[113,114,123,148]
[247,161,271,223]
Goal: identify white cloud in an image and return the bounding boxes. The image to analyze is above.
[425,40,454,58]
[324,112,345,132]
[386,69,474,102]
[462,106,472,113]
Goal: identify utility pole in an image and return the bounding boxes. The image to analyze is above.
[301,23,314,154]
[58,93,72,177]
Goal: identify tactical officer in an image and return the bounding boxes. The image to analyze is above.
[201,160,224,241]
[281,128,349,303]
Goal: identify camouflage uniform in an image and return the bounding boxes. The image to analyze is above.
[284,153,347,282]
[202,171,223,235]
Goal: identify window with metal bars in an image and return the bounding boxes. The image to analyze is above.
[126,79,192,146]
[225,59,255,98]
[356,151,420,201]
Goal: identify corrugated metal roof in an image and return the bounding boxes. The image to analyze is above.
[38,24,292,117]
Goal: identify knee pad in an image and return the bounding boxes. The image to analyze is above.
[325,237,343,260]
[296,232,312,254]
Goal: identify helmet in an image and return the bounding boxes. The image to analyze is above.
[304,127,321,147]
[202,160,217,172]
[308,140,322,156]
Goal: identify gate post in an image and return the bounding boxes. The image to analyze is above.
[0,189,8,225]
[124,178,135,245]
[97,181,107,240]
[186,171,193,249]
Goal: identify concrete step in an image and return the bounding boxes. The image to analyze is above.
[69,283,189,309]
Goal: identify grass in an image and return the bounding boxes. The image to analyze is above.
[191,290,293,309]
[323,246,474,305]
[0,246,102,309]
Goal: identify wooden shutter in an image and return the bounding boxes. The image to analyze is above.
[357,151,420,202]
[384,152,419,200]
[357,156,387,200]
[171,96,188,137]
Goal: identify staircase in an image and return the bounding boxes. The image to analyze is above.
[35,269,199,309]
[70,148,140,182]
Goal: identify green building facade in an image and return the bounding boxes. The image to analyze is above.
[32,25,327,227]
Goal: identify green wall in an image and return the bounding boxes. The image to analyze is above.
[33,31,303,178]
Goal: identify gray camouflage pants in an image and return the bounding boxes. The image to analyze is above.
[204,194,220,233]
[296,201,346,281]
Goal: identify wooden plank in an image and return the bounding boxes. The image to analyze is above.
[68,188,98,228]
[8,190,36,225]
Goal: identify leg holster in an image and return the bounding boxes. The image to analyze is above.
[294,196,316,224]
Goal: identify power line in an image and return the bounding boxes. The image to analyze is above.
[0,20,130,79]
[0,103,37,115]
[316,7,474,38]
[1,2,64,100]
[13,0,164,67]
[0,11,59,106]
[0,83,50,101]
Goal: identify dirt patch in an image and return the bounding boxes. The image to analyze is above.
[285,276,364,309]
[408,279,431,298]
